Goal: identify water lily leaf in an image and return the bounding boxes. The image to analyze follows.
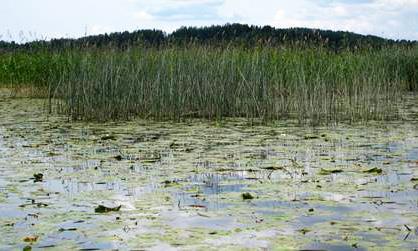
[94,205,121,213]
[298,228,311,235]
[33,173,43,182]
[23,246,32,251]
[242,192,254,200]
[101,134,116,140]
[304,135,319,140]
[23,235,38,243]
[261,166,283,170]
[114,155,123,161]
[363,167,383,174]
[58,228,77,232]
[197,213,210,218]
[188,204,207,209]
[162,180,180,187]
[319,168,343,175]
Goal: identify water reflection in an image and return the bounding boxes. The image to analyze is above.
[1,98,418,249]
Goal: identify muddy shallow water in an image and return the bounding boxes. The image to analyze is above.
[1,96,418,250]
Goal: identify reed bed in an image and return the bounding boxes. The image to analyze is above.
[1,45,417,124]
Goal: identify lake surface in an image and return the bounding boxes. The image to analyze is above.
[1,96,418,250]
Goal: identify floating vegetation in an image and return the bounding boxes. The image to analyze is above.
[101,134,116,141]
[113,155,123,161]
[363,167,383,174]
[94,205,122,213]
[1,96,418,249]
[318,168,344,175]
[242,192,255,200]
[32,173,43,182]
[22,236,38,243]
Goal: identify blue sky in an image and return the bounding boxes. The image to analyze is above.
[1,0,417,42]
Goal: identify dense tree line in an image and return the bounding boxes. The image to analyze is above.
[0,41,19,51]
[169,24,395,50]
[0,23,416,52]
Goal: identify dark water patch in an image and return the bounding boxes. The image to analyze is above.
[303,242,367,251]
[43,179,124,195]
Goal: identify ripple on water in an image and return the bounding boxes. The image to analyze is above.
[1,97,418,249]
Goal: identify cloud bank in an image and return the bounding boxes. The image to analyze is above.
[1,0,417,42]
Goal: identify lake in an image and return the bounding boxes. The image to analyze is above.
[1,96,418,250]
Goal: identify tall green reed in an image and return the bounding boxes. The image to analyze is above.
[1,45,417,124]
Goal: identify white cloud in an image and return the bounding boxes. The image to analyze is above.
[0,0,417,41]
[133,11,154,21]
[270,0,418,39]
[215,0,418,40]
[90,25,115,35]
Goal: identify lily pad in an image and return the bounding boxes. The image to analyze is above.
[363,167,383,174]
[304,135,320,140]
[101,134,116,140]
[58,228,77,232]
[242,192,254,200]
[319,168,343,175]
[33,173,43,182]
[23,235,38,243]
[94,205,122,213]
[261,166,283,171]
[114,155,123,161]
[162,180,180,187]
[298,228,311,235]
[23,246,32,251]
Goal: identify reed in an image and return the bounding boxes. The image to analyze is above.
[1,45,417,124]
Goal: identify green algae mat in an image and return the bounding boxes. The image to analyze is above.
[1,97,418,250]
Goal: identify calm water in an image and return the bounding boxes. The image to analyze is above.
[0,96,418,250]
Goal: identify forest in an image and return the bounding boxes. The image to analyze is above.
[1,23,416,51]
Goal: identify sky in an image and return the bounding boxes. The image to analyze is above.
[1,0,417,42]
